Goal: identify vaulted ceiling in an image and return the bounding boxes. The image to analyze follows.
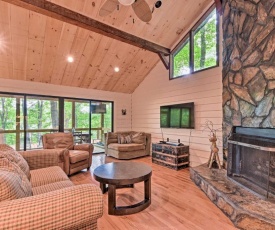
[0,0,213,93]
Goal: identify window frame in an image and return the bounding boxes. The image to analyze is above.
[169,4,219,80]
[0,91,114,151]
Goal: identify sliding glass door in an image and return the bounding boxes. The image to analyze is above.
[0,92,113,152]
[91,101,112,153]
[0,94,24,150]
[64,99,91,144]
[25,96,59,150]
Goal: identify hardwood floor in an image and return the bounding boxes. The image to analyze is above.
[70,154,237,230]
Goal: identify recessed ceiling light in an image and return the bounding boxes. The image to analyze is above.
[67,56,74,63]
[114,67,120,72]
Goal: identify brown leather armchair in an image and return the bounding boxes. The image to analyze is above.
[42,132,93,175]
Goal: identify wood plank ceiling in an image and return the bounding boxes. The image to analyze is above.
[0,0,212,93]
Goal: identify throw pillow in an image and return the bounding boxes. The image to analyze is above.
[0,145,31,180]
[131,132,146,145]
[118,134,126,144]
[125,135,132,144]
[0,158,33,202]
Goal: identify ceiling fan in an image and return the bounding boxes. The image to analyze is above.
[99,0,152,23]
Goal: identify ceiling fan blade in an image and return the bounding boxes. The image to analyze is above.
[132,0,152,22]
[99,0,119,17]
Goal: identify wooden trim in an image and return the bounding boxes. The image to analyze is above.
[214,0,222,16]
[3,0,170,55]
[15,98,21,151]
[169,4,219,80]
[158,53,169,70]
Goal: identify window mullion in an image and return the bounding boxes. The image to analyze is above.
[190,31,194,73]
[59,98,64,132]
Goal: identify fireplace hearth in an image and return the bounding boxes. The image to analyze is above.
[190,165,275,229]
[227,127,275,202]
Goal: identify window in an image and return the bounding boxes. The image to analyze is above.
[170,5,218,79]
[0,92,113,151]
[173,38,190,77]
[25,96,59,150]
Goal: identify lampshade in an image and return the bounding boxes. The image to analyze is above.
[118,0,135,6]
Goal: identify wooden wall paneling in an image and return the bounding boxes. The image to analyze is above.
[109,50,142,93]
[26,11,46,82]
[79,36,114,88]
[82,0,103,19]
[10,5,29,80]
[69,33,103,87]
[50,23,78,85]
[0,2,13,79]
[59,0,212,48]
[110,49,157,93]
[103,46,140,92]
[60,28,90,86]
[0,0,217,94]
[132,62,223,167]
[126,52,159,93]
[51,0,86,14]
[39,17,63,83]
[88,39,123,90]
[155,0,211,48]
[3,0,169,55]
[95,42,141,91]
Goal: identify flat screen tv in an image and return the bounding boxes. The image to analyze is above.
[160,102,194,129]
[91,103,106,114]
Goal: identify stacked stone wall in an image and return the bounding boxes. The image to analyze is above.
[223,0,275,146]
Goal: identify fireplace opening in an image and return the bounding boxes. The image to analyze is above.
[227,127,275,202]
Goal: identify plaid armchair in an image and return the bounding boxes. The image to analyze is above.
[0,144,103,230]
[42,132,94,175]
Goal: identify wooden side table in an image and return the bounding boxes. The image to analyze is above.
[152,143,189,170]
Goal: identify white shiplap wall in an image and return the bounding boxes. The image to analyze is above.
[0,79,132,131]
[132,62,223,167]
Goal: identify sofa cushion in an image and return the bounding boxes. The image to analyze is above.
[108,143,145,152]
[131,132,146,145]
[31,166,69,187]
[69,150,89,164]
[42,133,74,150]
[0,158,32,202]
[32,180,74,195]
[107,132,118,144]
[0,144,31,179]
[118,134,132,144]
[118,134,126,144]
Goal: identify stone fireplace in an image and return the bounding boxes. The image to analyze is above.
[223,0,275,141]
[190,1,275,229]
[227,127,275,202]
[222,0,275,197]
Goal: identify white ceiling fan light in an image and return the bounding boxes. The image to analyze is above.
[118,0,135,6]
[100,0,152,22]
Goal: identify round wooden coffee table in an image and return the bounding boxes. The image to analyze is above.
[93,162,152,215]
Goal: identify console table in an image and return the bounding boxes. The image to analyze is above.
[152,143,189,170]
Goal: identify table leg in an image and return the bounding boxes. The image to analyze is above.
[100,183,108,194]
[144,177,151,202]
[108,184,116,215]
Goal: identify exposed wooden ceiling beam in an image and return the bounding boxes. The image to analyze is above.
[2,0,170,55]
[158,53,169,70]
